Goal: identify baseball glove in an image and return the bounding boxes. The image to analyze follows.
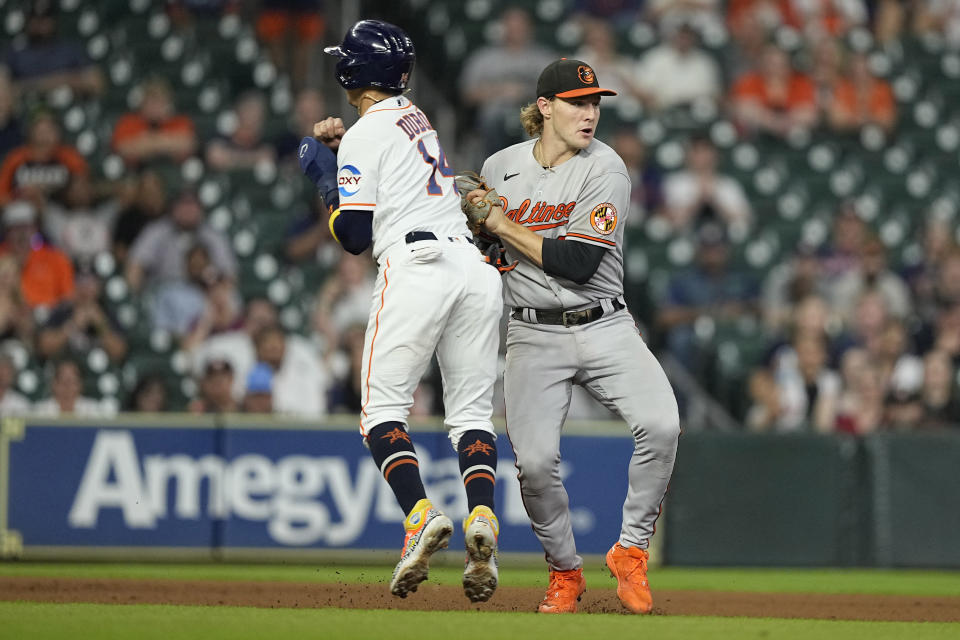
[454,171,501,234]
[481,241,518,273]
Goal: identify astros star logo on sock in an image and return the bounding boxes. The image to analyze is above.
[464,439,494,456]
[381,427,411,444]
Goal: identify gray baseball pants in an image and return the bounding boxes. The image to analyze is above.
[504,309,680,571]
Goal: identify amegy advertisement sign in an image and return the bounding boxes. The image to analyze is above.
[2,422,634,554]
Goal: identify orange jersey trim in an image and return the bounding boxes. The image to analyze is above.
[527,221,568,232]
[361,258,391,427]
[565,232,616,246]
[341,202,376,208]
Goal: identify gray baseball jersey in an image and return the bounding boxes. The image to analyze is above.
[484,136,680,573]
[480,138,630,309]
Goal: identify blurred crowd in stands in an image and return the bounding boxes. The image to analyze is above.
[1,0,959,433]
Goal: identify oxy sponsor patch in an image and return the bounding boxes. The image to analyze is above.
[338,164,362,197]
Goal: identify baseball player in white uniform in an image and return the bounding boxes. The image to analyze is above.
[298,20,502,603]
[461,59,681,614]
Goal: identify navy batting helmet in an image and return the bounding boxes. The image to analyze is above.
[324,20,416,92]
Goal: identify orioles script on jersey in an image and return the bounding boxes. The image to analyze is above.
[501,197,576,231]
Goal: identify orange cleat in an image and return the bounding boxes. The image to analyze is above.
[605,542,653,614]
[537,568,586,613]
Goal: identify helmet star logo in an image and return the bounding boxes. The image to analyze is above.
[381,427,411,444]
[463,439,494,456]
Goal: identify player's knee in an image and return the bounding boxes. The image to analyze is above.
[631,404,680,451]
[514,451,561,492]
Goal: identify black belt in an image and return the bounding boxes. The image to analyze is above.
[405,231,473,244]
[511,298,625,326]
[406,231,437,243]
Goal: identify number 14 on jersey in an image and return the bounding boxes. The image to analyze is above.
[417,139,454,196]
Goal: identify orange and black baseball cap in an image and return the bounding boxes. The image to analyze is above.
[536,58,617,100]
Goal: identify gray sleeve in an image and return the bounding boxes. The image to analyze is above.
[564,172,631,249]
[202,228,238,278]
[128,223,165,270]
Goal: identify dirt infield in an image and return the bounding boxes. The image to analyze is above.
[2,577,959,622]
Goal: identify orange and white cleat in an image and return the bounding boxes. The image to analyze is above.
[462,505,499,603]
[605,542,653,613]
[537,568,586,613]
[389,499,453,598]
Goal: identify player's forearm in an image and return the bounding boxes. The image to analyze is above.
[485,209,543,267]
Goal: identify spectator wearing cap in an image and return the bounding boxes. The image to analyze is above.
[0,111,88,208]
[0,200,74,309]
[636,22,722,112]
[32,358,112,417]
[111,77,197,167]
[242,362,274,413]
[205,90,276,171]
[459,7,556,157]
[37,268,128,363]
[661,135,752,235]
[656,221,760,370]
[0,352,30,415]
[731,43,818,138]
[124,187,236,293]
[4,0,105,98]
[188,358,239,414]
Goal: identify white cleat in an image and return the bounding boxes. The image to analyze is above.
[462,505,499,603]
[390,499,454,598]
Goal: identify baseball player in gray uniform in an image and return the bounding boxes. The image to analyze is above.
[461,59,681,614]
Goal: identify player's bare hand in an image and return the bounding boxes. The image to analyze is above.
[313,117,346,150]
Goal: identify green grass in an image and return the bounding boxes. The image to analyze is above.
[2,563,959,596]
[0,603,957,640]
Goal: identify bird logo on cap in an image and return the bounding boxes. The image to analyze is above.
[578,65,595,84]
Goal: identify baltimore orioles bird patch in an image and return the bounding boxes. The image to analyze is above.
[590,202,617,235]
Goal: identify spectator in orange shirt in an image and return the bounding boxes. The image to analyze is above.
[731,43,818,138]
[827,51,896,134]
[111,77,197,167]
[0,111,88,207]
[0,200,74,309]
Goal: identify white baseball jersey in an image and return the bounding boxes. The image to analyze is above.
[480,138,630,309]
[336,95,470,258]
[334,95,503,446]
